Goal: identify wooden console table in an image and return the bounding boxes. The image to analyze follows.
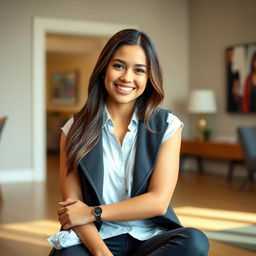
[180,140,244,180]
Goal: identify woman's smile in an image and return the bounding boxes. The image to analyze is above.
[114,83,136,94]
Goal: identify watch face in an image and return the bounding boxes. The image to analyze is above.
[94,206,102,217]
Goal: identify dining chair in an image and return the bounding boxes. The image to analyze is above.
[237,126,256,191]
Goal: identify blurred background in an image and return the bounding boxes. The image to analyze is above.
[0,0,256,255]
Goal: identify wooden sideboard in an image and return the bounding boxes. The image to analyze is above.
[180,139,244,180]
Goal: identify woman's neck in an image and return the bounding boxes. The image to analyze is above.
[106,101,135,125]
[105,101,136,145]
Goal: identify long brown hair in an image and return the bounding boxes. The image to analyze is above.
[66,29,164,173]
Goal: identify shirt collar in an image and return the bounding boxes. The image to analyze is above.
[103,105,112,128]
[128,109,139,131]
[103,105,139,131]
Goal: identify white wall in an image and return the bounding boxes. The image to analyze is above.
[189,0,256,139]
[0,0,189,182]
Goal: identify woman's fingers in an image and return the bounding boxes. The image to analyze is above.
[59,198,77,206]
[62,222,71,230]
[58,216,72,229]
[57,200,93,228]
[57,198,77,215]
[57,207,66,216]
[58,210,74,229]
[58,213,66,222]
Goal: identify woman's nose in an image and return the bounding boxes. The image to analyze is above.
[120,70,133,83]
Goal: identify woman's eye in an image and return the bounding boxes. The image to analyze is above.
[135,68,146,74]
[113,63,124,70]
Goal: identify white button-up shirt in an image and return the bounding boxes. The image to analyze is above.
[62,107,183,240]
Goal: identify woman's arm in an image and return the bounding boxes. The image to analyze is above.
[58,132,113,256]
[59,127,181,228]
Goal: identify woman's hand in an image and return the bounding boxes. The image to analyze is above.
[58,199,94,229]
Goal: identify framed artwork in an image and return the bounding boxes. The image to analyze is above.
[226,43,256,113]
[51,70,79,106]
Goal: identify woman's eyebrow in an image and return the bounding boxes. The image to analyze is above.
[111,58,147,68]
[111,58,126,64]
[135,64,148,68]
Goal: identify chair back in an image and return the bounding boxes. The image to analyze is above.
[237,126,256,169]
[0,116,7,141]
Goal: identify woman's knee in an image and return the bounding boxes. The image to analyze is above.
[181,227,209,255]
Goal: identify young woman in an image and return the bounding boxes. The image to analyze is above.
[50,29,209,256]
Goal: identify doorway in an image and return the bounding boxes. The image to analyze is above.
[45,34,108,155]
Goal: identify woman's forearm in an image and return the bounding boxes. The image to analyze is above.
[100,191,169,222]
[59,191,169,230]
[73,223,113,256]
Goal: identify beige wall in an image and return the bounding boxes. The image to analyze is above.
[0,0,189,178]
[189,0,256,140]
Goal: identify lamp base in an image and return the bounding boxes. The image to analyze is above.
[196,116,207,141]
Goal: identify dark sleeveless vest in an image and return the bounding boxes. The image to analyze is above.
[78,108,182,230]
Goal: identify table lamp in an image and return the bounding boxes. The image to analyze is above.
[187,89,217,140]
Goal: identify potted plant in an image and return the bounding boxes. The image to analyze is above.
[203,128,212,141]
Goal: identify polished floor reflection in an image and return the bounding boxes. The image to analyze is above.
[0,154,255,256]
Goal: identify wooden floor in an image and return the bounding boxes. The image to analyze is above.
[0,154,255,256]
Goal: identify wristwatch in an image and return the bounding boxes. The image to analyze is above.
[93,206,103,223]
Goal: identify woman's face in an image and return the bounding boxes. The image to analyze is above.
[104,44,148,108]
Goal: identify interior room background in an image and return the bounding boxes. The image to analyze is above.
[0,0,256,183]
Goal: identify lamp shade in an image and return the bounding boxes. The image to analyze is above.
[187,89,217,114]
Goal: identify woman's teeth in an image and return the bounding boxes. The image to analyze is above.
[116,85,134,92]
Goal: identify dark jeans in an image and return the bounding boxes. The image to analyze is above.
[50,227,209,256]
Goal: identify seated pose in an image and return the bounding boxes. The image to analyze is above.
[49,29,209,256]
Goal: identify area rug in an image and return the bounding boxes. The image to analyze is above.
[205,224,256,252]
